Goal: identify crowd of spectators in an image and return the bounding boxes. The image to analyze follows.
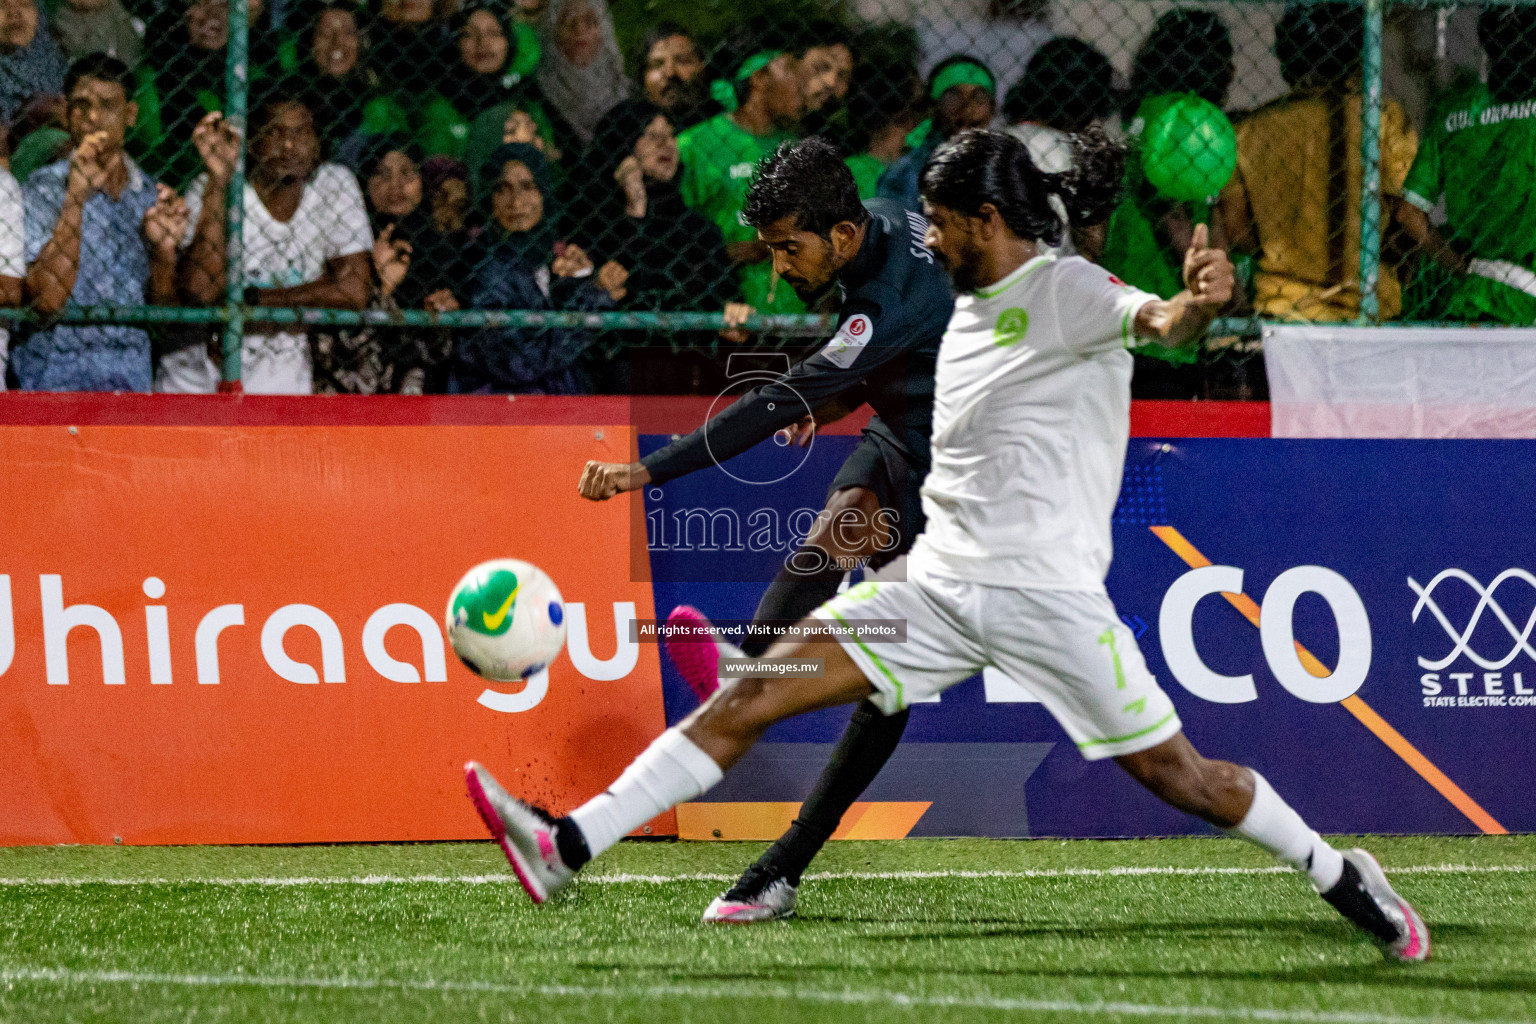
[0,0,1529,396]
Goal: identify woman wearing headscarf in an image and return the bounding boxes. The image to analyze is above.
[293,1,381,160]
[535,0,628,148]
[312,134,454,394]
[417,1,544,158]
[453,142,628,393]
[570,98,733,391]
[0,0,66,129]
[406,155,483,308]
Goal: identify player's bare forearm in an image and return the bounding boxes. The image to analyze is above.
[1135,290,1218,349]
[578,460,650,501]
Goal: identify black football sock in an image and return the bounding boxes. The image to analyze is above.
[730,700,910,894]
[1321,857,1397,943]
[740,547,848,658]
[552,816,592,872]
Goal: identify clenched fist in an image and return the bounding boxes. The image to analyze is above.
[579,460,650,501]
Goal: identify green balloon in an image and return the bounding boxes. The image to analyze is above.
[1139,93,1237,203]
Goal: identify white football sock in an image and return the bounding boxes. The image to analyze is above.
[569,728,723,859]
[1226,771,1344,892]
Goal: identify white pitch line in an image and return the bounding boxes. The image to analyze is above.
[0,862,1528,888]
[0,965,1520,1024]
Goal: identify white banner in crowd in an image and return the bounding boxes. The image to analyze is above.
[1264,325,1536,438]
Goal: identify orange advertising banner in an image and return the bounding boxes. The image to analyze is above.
[0,424,670,845]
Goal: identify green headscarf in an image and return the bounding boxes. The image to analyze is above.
[929,60,995,101]
[906,60,997,148]
[709,50,784,113]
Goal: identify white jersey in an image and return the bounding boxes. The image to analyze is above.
[909,254,1157,589]
[158,164,373,395]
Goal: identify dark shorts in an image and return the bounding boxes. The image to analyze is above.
[826,431,926,571]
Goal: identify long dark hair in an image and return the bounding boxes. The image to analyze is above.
[919,127,1122,246]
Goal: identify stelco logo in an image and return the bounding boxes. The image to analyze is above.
[1410,569,1536,708]
[0,575,641,714]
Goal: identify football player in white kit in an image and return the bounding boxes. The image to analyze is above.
[465,128,1428,962]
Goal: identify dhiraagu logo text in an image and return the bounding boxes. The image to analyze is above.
[453,568,520,636]
[994,308,1029,347]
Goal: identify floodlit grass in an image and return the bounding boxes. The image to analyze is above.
[0,835,1529,1023]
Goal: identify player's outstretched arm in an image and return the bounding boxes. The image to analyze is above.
[1133,223,1235,349]
[630,304,899,489]
[578,460,651,501]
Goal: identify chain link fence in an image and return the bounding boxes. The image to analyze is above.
[0,0,1530,396]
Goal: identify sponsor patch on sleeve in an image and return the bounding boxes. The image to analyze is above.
[821,313,873,368]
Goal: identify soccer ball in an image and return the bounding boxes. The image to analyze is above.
[446,559,567,682]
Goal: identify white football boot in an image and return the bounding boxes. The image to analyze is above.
[701,874,798,924]
[464,761,574,904]
[1339,848,1430,961]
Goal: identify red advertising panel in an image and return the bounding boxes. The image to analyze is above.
[0,424,669,845]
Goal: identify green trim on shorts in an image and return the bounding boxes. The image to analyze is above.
[1075,708,1178,750]
[825,608,906,709]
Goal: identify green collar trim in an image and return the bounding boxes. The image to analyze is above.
[973,254,1052,299]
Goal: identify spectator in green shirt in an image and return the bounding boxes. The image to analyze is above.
[677,26,805,317]
[1396,6,1536,324]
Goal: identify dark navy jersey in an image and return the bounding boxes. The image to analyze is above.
[642,198,954,485]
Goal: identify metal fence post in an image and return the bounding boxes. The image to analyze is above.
[1357,0,1385,323]
[220,0,249,389]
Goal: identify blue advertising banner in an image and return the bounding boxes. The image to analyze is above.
[642,434,1531,839]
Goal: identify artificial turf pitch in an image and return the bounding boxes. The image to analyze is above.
[0,835,1529,1023]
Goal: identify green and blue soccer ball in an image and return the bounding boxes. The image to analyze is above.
[445,559,567,682]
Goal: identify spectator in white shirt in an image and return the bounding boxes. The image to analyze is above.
[0,164,22,387]
[162,91,372,393]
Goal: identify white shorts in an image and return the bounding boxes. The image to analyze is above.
[811,569,1182,760]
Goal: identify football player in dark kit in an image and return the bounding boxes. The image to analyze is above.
[577,136,953,921]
